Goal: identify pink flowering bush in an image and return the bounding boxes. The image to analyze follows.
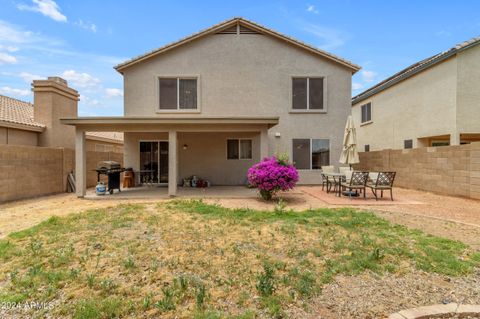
[247,156,299,200]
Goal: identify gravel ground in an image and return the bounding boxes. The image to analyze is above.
[306,269,480,319]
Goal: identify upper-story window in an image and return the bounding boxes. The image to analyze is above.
[292,77,325,111]
[361,102,372,123]
[159,77,197,110]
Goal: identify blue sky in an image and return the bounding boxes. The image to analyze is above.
[0,0,479,116]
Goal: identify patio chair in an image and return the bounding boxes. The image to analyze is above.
[339,171,369,198]
[321,165,335,191]
[339,166,353,183]
[366,172,396,201]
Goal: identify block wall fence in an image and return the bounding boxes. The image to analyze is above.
[0,144,123,203]
[353,142,480,199]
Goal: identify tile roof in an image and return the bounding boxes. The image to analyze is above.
[115,17,360,73]
[85,131,124,143]
[0,94,45,129]
[352,36,480,105]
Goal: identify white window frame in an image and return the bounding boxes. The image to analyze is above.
[292,138,331,170]
[226,138,253,160]
[156,75,201,113]
[290,76,327,113]
[360,102,372,125]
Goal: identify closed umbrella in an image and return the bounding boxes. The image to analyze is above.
[339,115,359,168]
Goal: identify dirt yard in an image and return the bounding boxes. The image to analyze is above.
[1,187,479,249]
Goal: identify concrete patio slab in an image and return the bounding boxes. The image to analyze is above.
[85,185,261,199]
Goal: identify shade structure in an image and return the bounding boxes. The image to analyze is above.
[339,115,360,165]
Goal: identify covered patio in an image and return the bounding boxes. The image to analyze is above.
[60,116,278,198]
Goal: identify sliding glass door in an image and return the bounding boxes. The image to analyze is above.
[139,141,168,184]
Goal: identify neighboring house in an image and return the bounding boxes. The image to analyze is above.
[0,78,123,151]
[352,36,480,151]
[61,17,360,197]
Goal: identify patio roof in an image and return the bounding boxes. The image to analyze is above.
[60,116,279,131]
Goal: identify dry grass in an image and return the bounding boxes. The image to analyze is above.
[0,200,479,318]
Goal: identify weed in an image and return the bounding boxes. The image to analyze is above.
[86,274,95,289]
[123,255,136,270]
[142,293,153,310]
[155,286,176,312]
[195,284,207,309]
[256,262,276,296]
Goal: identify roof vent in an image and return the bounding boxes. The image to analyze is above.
[216,24,261,35]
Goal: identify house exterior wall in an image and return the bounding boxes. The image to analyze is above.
[123,131,260,185]
[352,57,458,151]
[456,44,480,135]
[0,127,38,146]
[122,33,352,184]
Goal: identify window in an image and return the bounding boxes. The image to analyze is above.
[292,138,330,169]
[227,139,252,160]
[159,78,197,110]
[361,102,372,123]
[292,77,324,110]
[404,139,413,149]
[364,145,370,152]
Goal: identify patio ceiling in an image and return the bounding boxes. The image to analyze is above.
[60,116,279,132]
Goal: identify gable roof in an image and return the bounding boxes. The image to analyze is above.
[114,17,360,73]
[352,36,480,105]
[0,94,45,131]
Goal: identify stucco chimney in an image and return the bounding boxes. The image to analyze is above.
[32,76,80,149]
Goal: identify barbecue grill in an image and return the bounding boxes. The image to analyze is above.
[95,161,125,194]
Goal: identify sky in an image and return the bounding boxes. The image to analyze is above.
[0,0,479,116]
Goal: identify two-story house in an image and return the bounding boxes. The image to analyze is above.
[352,36,480,151]
[62,17,360,197]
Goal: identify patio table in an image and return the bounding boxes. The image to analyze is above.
[322,172,345,196]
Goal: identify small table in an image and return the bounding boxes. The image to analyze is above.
[322,172,345,196]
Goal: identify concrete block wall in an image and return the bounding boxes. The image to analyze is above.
[0,144,123,203]
[354,142,480,199]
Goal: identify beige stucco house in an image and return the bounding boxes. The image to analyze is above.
[0,78,123,151]
[61,17,360,197]
[352,36,480,151]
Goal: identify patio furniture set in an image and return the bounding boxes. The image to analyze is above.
[321,166,396,200]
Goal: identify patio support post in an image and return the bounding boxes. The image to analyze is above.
[450,131,460,146]
[75,128,86,197]
[168,130,178,197]
[260,128,269,160]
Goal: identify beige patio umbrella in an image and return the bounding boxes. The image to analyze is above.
[339,115,359,168]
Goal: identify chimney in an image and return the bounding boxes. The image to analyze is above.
[32,76,80,149]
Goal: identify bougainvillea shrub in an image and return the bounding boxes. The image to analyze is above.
[247,156,299,200]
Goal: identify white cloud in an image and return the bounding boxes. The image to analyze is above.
[61,70,100,88]
[0,20,35,44]
[302,23,346,50]
[361,70,378,83]
[0,86,31,96]
[0,45,19,52]
[352,82,364,90]
[0,52,17,64]
[74,20,97,33]
[105,88,123,98]
[19,72,44,83]
[307,5,319,14]
[17,0,67,22]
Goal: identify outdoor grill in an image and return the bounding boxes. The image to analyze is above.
[95,161,125,194]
